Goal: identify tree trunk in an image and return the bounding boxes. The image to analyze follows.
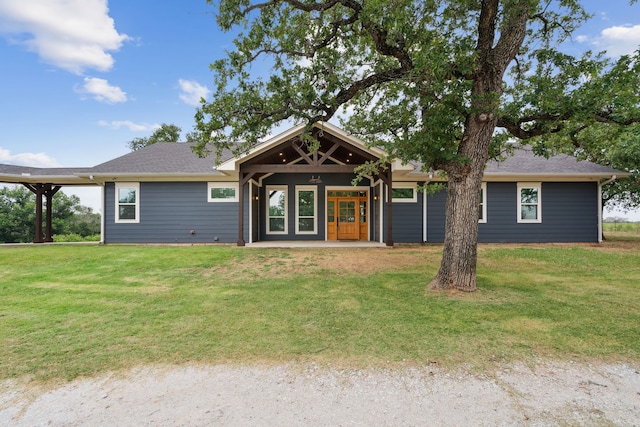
[428,1,530,292]
[428,117,494,292]
[429,172,482,292]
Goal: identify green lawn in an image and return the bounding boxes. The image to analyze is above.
[1,241,639,382]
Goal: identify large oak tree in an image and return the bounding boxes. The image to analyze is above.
[194,0,639,291]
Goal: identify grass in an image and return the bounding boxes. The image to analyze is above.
[1,240,639,382]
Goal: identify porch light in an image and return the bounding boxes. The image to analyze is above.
[309,175,322,184]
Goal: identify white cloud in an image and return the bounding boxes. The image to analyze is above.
[0,0,129,74]
[596,24,640,57]
[0,147,60,167]
[76,77,127,104]
[178,79,211,106]
[98,120,160,132]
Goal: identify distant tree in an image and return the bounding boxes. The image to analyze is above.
[195,0,640,292]
[0,186,36,243]
[127,123,182,151]
[552,123,640,212]
[0,186,100,243]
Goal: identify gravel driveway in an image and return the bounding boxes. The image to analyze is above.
[2,361,639,426]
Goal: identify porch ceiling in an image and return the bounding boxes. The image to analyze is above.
[240,129,379,171]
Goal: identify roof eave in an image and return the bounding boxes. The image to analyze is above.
[76,172,234,183]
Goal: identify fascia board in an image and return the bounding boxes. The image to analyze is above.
[77,173,236,183]
[0,173,93,185]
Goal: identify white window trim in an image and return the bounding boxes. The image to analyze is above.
[295,185,317,234]
[390,182,418,203]
[266,185,288,234]
[208,182,239,202]
[479,182,487,224]
[115,182,140,224]
[517,182,542,223]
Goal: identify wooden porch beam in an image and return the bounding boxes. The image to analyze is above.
[290,141,315,165]
[317,143,340,164]
[242,164,357,174]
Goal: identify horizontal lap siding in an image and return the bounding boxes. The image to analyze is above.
[480,182,598,243]
[425,182,599,243]
[104,182,239,244]
[387,192,425,243]
[426,188,447,243]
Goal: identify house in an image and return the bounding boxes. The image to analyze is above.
[0,122,628,244]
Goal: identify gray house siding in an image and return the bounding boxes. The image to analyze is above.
[422,182,599,243]
[104,181,242,244]
[384,190,425,243]
[425,187,448,243]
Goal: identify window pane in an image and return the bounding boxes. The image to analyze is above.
[392,188,414,199]
[211,187,236,199]
[298,190,314,216]
[269,218,285,232]
[479,205,484,220]
[298,218,314,232]
[520,188,538,204]
[119,205,136,220]
[118,188,136,204]
[269,190,286,216]
[327,201,334,222]
[360,201,366,222]
[521,205,538,220]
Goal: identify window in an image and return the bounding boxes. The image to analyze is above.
[208,182,238,202]
[296,186,317,234]
[391,183,417,203]
[267,186,287,234]
[518,183,542,223]
[115,182,139,223]
[479,182,487,223]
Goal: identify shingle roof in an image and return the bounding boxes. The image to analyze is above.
[484,146,623,176]
[0,138,627,184]
[407,145,625,177]
[89,142,224,175]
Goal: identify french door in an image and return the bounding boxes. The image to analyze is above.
[327,191,368,240]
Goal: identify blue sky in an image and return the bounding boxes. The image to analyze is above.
[1,0,639,219]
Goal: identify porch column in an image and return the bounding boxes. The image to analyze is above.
[44,185,61,242]
[237,173,245,246]
[385,169,394,246]
[237,171,256,247]
[22,183,45,243]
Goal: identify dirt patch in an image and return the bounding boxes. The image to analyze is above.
[209,246,440,282]
[2,361,639,426]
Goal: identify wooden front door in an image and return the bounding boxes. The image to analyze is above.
[327,191,368,240]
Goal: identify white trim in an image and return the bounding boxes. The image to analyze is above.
[423,185,428,242]
[266,185,288,234]
[114,182,140,224]
[517,182,542,223]
[379,181,384,243]
[208,182,239,202]
[390,182,418,203]
[598,175,617,243]
[295,186,317,234]
[479,182,487,224]
[99,184,105,243]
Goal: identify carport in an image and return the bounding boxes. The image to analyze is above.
[0,164,97,243]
